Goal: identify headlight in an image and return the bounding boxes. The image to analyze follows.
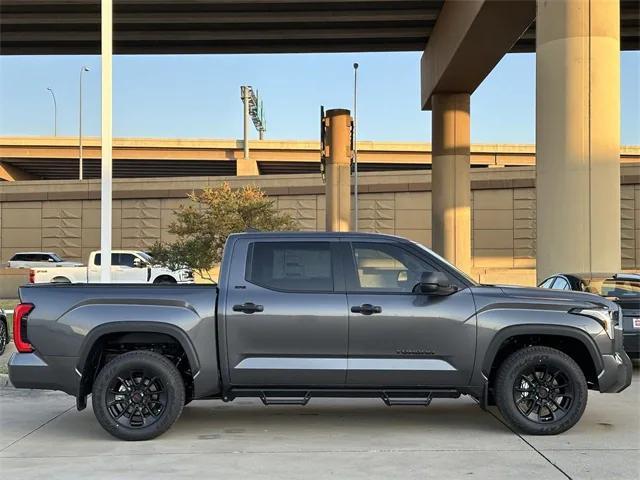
[570,307,618,339]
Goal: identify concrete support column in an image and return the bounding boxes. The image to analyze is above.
[431,93,471,274]
[236,156,259,176]
[536,0,620,281]
[324,109,352,232]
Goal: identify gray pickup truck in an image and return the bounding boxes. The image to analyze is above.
[9,232,632,441]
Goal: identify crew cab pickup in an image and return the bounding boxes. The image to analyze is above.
[9,232,632,440]
[30,250,193,285]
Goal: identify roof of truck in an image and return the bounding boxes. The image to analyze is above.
[231,231,411,241]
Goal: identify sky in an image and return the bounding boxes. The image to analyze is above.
[0,51,638,145]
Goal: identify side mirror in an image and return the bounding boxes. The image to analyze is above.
[133,258,145,268]
[417,271,456,296]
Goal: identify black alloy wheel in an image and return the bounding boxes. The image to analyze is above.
[106,371,168,429]
[512,364,574,424]
[495,346,588,435]
[92,350,185,441]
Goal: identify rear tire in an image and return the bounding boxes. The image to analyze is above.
[154,276,177,285]
[92,350,185,441]
[494,346,588,435]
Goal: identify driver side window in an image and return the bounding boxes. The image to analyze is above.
[348,242,435,293]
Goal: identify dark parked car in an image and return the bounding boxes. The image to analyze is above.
[9,232,632,440]
[539,273,639,358]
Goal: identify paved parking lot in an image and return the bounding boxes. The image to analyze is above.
[0,365,638,479]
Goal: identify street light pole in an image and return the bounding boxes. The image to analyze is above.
[353,63,359,231]
[242,86,250,160]
[100,0,113,283]
[79,66,90,180]
[46,87,57,136]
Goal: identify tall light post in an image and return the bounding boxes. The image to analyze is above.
[353,63,359,231]
[46,87,57,136]
[78,65,90,180]
[240,85,267,159]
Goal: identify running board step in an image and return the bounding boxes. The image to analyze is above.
[259,391,311,406]
[382,392,432,407]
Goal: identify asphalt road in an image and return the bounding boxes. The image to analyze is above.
[0,364,638,479]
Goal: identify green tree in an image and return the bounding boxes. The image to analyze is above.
[150,182,297,281]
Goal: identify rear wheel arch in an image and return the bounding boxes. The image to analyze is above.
[483,325,602,394]
[77,322,200,404]
[51,276,71,283]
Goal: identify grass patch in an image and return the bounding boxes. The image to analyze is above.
[0,299,18,311]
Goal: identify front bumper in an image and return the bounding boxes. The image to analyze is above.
[8,352,80,396]
[598,350,633,393]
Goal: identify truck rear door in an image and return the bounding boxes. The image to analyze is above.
[223,237,348,387]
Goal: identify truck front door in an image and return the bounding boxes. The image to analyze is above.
[341,241,477,387]
[223,238,348,387]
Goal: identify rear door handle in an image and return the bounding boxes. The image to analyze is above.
[351,304,382,315]
[233,302,264,314]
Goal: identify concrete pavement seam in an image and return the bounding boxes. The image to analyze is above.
[480,405,573,480]
[0,403,76,454]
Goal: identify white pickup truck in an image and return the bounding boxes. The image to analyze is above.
[30,250,194,284]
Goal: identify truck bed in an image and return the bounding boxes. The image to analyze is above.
[15,283,220,397]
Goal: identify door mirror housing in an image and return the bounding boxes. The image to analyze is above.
[133,258,145,268]
[417,271,456,296]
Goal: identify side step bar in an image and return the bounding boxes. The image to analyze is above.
[259,391,311,406]
[382,392,432,407]
[228,388,460,407]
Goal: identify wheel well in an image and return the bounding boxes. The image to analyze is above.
[154,275,177,284]
[79,331,194,403]
[486,334,598,404]
[52,276,71,283]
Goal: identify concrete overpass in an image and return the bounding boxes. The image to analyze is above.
[1,0,638,281]
[1,0,638,55]
[3,136,639,181]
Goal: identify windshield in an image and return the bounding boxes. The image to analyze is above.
[410,241,478,285]
[50,254,63,262]
[137,252,154,263]
[583,277,640,299]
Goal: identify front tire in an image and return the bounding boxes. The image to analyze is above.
[92,350,185,441]
[494,346,588,435]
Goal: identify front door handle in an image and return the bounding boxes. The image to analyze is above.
[351,304,382,315]
[233,302,264,314]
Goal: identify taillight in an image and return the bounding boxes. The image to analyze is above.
[13,303,34,353]
[28,269,35,283]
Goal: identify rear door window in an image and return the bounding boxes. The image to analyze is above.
[245,241,334,292]
[94,253,121,266]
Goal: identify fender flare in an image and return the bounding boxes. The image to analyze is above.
[481,324,604,377]
[76,321,200,376]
